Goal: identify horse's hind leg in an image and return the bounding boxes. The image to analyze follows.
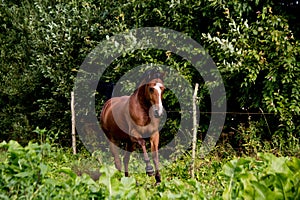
[123,141,135,177]
[109,139,122,171]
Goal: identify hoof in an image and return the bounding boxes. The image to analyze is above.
[155,175,161,183]
[146,170,154,176]
[155,181,161,186]
[145,165,154,176]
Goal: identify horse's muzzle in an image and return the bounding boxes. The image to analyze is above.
[154,109,163,118]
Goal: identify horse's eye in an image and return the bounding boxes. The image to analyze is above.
[149,87,154,93]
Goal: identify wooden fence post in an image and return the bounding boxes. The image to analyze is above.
[71,91,77,155]
[191,83,199,179]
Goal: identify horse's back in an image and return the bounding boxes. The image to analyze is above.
[100,96,130,140]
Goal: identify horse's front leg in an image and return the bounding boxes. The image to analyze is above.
[150,131,161,184]
[137,138,154,176]
[130,129,154,176]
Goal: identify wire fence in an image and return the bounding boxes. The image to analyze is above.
[165,111,275,115]
[46,110,277,116]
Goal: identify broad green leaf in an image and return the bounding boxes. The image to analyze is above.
[251,181,271,200]
[57,167,77,179]
[39,163,49,176]
[14,171,34,178]
[120,176,136,188]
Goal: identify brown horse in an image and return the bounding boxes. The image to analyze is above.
[100,73,165,184]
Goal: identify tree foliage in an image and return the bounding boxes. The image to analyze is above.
[202,5,300,136]
[0,0,299,146]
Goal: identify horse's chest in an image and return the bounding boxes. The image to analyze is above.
[136,124,155,135]
[131,119,159,137]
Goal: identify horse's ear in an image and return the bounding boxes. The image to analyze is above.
[159,71,167,81]
[139,69,166,87]
[138,82,147,93]
[151,69,166,81]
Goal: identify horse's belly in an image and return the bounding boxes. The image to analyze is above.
[100,96,131,140]
[101,96,159,141]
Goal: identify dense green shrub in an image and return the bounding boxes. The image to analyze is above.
[0,0,127,144]
[202,5,300,137]
[221,153,300,199]
[0,0,299,149]
[0,140,106,199]
[0,140,207,199]
[1,140,299,199]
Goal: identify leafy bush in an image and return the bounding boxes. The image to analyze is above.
[0,0,299,153]
[202,4,300,137]
[0,0,127,144]
[0,140,106,199]
[0,140,207,199]
[221,153,300,199]
[1,140,300,199]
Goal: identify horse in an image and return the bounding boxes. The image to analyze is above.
[100,71,165,184]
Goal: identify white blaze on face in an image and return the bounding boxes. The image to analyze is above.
[153,83,164,116]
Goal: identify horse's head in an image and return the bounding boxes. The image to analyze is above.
[145,79,165,118]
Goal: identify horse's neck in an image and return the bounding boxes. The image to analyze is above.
[129,88,151,126]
